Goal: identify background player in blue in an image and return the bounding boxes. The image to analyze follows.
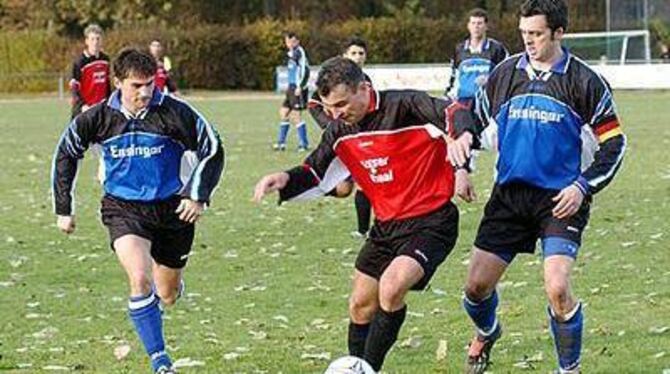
[444,8,508,101]
[52,49,224,374]
[448,1,627,373]
[274,31,311,151]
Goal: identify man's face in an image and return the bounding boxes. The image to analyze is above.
[519,15,563,63]
[285,36,298,49]
[320,82,369,125]
[115,72,155,114]
[467,16,487,39]
[149,41,163,58]
[85,32,102,54]
[343,45,367,67]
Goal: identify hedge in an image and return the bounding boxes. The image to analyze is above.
[0,14,621,92]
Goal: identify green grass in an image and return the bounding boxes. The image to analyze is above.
[0,91,668,373]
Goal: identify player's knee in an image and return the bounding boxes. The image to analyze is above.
[349,293,377,322]
[378,281,408,311]
[127,272,152,296]
[158,291,178,307]
[464,279,494,302]
[544,279,572,314]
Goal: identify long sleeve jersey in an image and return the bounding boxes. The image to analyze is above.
[52,88,224,215]
[473,48,626,195]
[446,38,508,100]
[279,89,474,222]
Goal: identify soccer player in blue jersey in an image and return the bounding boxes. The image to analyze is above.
[444,8,509,102]
[52,48,224,374]
[448,1,627,373]
[274,31,311,151]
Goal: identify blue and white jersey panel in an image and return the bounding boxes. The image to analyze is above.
[457,58,494,99]
[495,94,583,190]
[101,131,185,201]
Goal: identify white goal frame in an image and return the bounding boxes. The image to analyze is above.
[563,29,651,65]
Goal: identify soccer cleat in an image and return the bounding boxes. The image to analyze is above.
[273,143,286,151]
[350,230,367,240]
[297,146,309,152]
[465,324,502,374]
[155,365,177,374]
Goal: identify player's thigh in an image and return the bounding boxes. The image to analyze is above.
[350,269,379,306]
[114,235,154,289]
[289,109,302,123]
[279,105,291,119]
[379,255,425,297]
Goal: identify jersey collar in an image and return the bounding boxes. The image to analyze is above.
[465,37,490,53]
[516,46,571,75]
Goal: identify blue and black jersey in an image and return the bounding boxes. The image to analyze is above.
[52,88,225,215]
[473,48,626,195]
[446,38,508,100]
[287,45,310,89]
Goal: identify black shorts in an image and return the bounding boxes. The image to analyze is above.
[355,202,459,290]
[100,195,195,269]
[282,87,308,110]
[474,183,590,258]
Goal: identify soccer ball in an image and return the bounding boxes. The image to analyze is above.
[324,356,376,374]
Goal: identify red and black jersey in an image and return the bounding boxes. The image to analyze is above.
[280,89,473,222]
[154,60,177,93]
[70,51,111,108]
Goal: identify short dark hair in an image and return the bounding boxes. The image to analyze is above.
[519,0,568,32]
[284,31,298,39]
[113,48,157,81]
[343,37,368,53]
[468,8,488,22]
[316,57,364,98]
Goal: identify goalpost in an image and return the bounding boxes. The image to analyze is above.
[563,30,651,65]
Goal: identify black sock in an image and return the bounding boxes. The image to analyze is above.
[363,306,407,371]
[355,190,371,234]
[348,321,370,358]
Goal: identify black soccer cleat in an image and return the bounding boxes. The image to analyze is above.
[465,324,502,374]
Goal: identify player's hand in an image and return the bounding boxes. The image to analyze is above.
[175,199,205,223]
[57,215,76,234]
[449,132,473,168]
[294,86,302,96]
[552,184,584,219]
[81,104,91,112]
[253,172,290,203]
[455,169,476,203]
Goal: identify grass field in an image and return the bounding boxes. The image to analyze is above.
[0,91,668,373]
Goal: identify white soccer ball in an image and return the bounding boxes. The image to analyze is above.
[324,356,376,374]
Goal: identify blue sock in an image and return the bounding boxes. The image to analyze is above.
[277,121,290,145]
[128,292,172,372]
[463,290,499,337]
[549,302,583,371]
[296,122,308,148]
